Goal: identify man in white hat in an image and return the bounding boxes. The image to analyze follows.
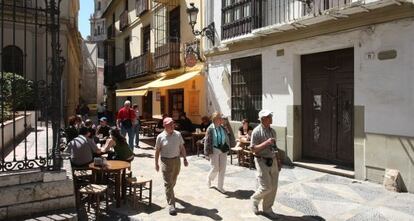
[154,117,189,215]
[250,109,282,219]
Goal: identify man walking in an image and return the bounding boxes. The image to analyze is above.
[117,100,136,150]
[250,109,282,219]
[132,104,140,148]
[155,117,188,215]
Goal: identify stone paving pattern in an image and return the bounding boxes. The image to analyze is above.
[7,126,414,220]
[97,139,414,221]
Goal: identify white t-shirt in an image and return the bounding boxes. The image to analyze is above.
[155,130,184,158]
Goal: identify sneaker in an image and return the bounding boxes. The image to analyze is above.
[169,205,177,216]
[251,201,259,215]
[263,209,279,219]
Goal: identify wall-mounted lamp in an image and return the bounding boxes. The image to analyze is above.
[186,3,215,45]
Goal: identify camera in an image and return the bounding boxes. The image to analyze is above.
[270,143,278,151]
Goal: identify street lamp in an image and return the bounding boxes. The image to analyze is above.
[186,3,215,45]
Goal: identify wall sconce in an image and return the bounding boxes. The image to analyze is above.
[186,3,215,45]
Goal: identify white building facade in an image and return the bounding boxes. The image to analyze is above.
[204,0,414,192]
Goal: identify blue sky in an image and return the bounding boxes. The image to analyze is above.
[79,0,94,39]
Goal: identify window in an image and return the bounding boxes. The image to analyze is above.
[125,0,128,10]
[97,1,101,11]
[124,37,131,61]
[221,0,253,39]
[2,46,23,75]
[231,55,262,122]
[136,0,148,16]
[142,25,150,54]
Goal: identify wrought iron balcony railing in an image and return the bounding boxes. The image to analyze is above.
[222,0,352,40]
[136,0,149,17]
[125,53,153,79]
[154,39,181,72]
[104,64,126,86]
[120,10,129,31]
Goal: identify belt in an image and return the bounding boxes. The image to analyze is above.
[161,156,179,160]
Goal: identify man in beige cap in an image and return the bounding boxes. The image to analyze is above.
[250,109,282,219]
[155,117,189,215]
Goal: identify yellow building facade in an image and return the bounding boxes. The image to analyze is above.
[102,0,209,123]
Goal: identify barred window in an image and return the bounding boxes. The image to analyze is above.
[231,55,262,123]
[2,45,23,75]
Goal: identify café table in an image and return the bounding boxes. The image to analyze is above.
[89,160,130,208]
[141,120,158,137]
[192,131,206,156]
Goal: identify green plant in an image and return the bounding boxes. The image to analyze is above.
[0,72,35,111]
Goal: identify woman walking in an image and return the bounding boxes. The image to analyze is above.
[204,111,231,193]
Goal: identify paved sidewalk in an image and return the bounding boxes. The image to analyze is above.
[7,126,414,220]
[105,140,414,221]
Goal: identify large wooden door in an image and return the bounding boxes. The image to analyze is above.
[168,89,184,116]
[302,48,354,167]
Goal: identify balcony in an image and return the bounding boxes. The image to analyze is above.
[222,0,353,40]
[154,40,181,72]
[120,10,129,31]
[136,0,149,17]
[125,53,153,79]
[104,64,126,86]
[107,25,115,40]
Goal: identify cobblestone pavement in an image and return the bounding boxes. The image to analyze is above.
[8,126,414,220]
[101,138,414,221]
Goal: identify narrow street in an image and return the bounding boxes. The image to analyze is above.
[69,137,414,221]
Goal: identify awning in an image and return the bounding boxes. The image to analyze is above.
[115,89,147,97]
[138,70,200,89]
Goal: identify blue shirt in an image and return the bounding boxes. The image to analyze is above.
[212,124,226,148]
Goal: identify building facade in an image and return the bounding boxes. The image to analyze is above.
[0,0,82,119]
[101,0,208,123]
[204,0,414,191]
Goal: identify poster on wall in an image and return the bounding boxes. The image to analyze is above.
[189,90,199,116]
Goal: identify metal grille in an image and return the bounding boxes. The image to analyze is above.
[231,55,262,123]
[0,0,64,172]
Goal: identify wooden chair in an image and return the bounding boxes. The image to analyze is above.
[71,166,93,207]
[240,149,255,169]
[78,184,109,221]
[126,176,153,209]
[230,146,243,165]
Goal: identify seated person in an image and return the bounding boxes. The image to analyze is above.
[65,116,79,143]
[102,127,134,162]
[199,116,211,132]
[65,126,102,167]
[176,112,195,135]
[235,119,253,148]
[96,117,110,144]
[155,113,168,133]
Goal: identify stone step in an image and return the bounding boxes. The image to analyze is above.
[0,169,67,188]
[0,196,76,220]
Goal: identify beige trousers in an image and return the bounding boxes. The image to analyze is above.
[161,157,181,206]
[208,147,227,189]
[251,157,279,211]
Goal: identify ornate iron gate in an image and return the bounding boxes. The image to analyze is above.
[0,0,65,171]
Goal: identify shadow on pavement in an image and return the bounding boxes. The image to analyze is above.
[175,198,223,220]
[224,189,255,200]
[134,153,154,158]
[77,202,163,220]
[267,214,325,221]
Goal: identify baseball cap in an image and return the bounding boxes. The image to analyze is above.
[163,117,174,125]
[99,117,107,122]
[258,109,273,119]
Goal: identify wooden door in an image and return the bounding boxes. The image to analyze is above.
[302,48,354,167]
[168,89,184,116]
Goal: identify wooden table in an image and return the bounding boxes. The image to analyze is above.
[192,131,206,155]
[141,121,158,137]
[89,160,130,208]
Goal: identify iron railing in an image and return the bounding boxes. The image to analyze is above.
[0,0,65,172]
[107,24,114,39]
[119,10,129,31]
[136,0,149,17]
[222,0,352,40]
[126,53,153,79]
[154,38,181,72]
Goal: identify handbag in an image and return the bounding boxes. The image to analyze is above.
[218,143,230,153]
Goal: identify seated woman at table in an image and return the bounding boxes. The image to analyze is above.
[155,113,168,133]
[235,119,253,148]
[65,116,79,143]
[96,117,110,144]
[199,116,211,132]
[102,128,134,162]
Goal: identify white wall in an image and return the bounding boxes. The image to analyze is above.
[207,18,414,137]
